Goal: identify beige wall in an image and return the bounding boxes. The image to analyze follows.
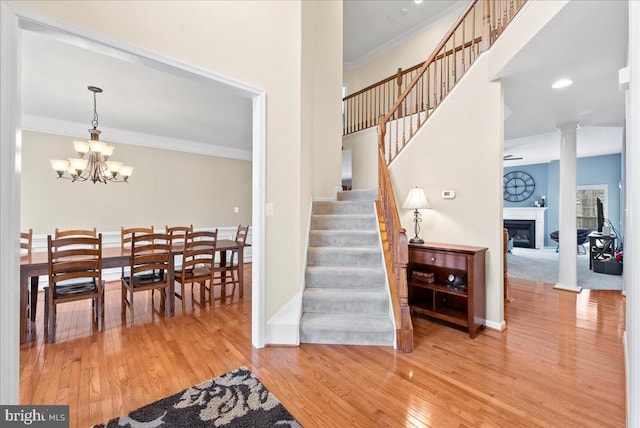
[21,130,251,233]
[305,1,343,198]
[343,6,461,94]
[342,127,378,190]
[389,54,505,325]
[15,0,343,322]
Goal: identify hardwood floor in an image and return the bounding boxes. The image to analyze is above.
[20,270,626,427]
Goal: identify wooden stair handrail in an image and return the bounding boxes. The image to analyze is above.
[381,0,478,127]
[370,0,527,352]
[377,118,412,352]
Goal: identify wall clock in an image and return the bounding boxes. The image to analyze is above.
[503,170,535,202]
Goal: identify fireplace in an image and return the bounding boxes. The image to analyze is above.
[504,220,536,249]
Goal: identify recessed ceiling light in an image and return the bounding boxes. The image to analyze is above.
[414,0,424,4]
[552,79,573,89]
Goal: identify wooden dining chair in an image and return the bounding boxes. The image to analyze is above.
[44,233,104,343]
[20,229,33,256]
[174,229,218,309]
[166,225,193,247]
[121,226,154,250]
[121,232,172,326]
[217,224,249,298]
[166,225,193,286]
[55,227,97,239]
[21,229,42,322]
[120,226,154,278]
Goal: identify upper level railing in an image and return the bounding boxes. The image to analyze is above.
[376,0,526,165]
[343,1,526,139]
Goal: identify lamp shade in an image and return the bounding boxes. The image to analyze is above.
[402,187,431,209]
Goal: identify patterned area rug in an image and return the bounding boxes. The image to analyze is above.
[94,367,301,427]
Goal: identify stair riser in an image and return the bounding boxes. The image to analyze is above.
[312,201,374,215]
[311,215,377,230]
[299,329,393,347]
[307,249,380,267]
[309,231,379,247]
[305,268,385,289]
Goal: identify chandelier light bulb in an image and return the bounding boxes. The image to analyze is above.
[119,166,134,179]
[89,140,106,153]
[72,140,90,155]
[102,145,114,157]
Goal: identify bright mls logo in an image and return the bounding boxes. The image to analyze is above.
[0,406,68,427]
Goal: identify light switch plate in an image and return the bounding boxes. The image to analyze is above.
[442,190,455,199]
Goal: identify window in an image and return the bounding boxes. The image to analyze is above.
[576,185,608,229]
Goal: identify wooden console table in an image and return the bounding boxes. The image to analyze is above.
[407,242,487,338]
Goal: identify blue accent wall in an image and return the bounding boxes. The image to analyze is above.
[505,153,621,247]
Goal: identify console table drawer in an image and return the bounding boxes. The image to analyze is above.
[409,249,466,270]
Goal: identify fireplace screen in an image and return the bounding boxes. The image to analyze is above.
[504,220,536,249]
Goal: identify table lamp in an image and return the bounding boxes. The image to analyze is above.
[402,187,431,244]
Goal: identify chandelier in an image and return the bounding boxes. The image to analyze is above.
[50,86,133,184]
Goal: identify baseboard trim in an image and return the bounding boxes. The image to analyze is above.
[265,290,302,346]
[554,283,582,293]
[485,319,507,332]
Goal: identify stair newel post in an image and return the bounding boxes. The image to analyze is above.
[396,229,413,352]
[482,0,491,51]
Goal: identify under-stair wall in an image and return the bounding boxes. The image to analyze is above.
[343,1,570,328]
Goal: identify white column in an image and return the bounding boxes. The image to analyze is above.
[554,122,580,293]
[626,1,640,425]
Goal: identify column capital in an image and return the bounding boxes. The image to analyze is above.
[556,121,579,134]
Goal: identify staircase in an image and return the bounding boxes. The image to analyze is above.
[299,189,394,347]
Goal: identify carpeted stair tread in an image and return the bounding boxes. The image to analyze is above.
[305,266,385,289]
[312,200,375,215]
[307,247,380,267]
[311,214,377,230]
[299,313,393,346]
[302,288,388,314]
[309,230,379,247]
[337,188,378,201]
[300,195,393,348]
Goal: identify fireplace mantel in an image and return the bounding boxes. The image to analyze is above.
[503,207,548,249]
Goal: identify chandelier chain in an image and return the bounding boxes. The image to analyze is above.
[92,90,99,130]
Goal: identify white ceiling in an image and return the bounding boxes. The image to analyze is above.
[343,0,468,68]
[21,29,253,159]
[20,1,628,167]
[500,0,628,166]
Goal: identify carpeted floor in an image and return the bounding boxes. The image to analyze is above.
[507,247,622,291]
[93,367,301,427]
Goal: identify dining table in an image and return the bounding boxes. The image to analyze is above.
[19,239,247,344]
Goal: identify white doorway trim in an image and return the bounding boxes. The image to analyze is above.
[0,2,267,404]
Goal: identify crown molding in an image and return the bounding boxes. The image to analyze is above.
[344,2,467,70]
[22,115,252,161]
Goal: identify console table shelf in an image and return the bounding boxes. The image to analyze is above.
[408,242,487,338]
